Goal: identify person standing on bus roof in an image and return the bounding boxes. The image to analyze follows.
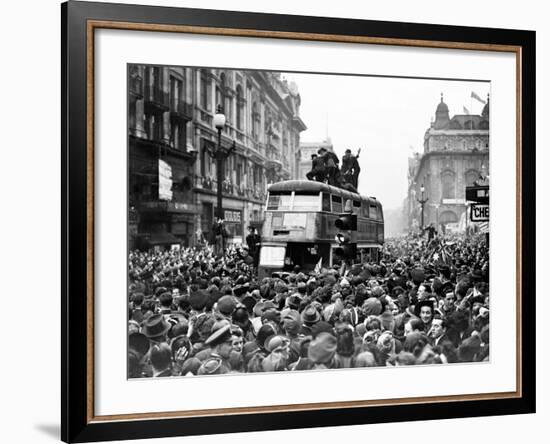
[306,153,326,183]
[341,149,361,189]
[319,147,340,186]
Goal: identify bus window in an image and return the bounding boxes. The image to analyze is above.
[369,204,378,219]
[331,195,342,213]
[293,193,320,211]
[322,193,331,212]
[361,202,369,218]
[353,200,361,213]
[267,192,292,210]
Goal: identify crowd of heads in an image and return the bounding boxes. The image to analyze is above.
[128,233,489,378]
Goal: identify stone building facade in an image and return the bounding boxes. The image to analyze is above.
[406,94,489,232]
[128,65,306,250]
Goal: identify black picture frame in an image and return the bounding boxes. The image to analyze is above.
[62,1,536,442]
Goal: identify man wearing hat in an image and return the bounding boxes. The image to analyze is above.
[141,313,172,344]
[200,321,233,374]
[300,304,321,336]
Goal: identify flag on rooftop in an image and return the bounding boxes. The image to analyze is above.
[471,91,486,104]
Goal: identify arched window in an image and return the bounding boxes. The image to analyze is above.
[465,169,480,187]
[200,69,209,110]
[216,73,224,112]
[441,170,456,199]
[252,102,259,140]
[236,85,244,130]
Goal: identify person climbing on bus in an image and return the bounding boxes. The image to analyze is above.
[306,153,326,182]
[341,148,361,189]
[319,147,341,186]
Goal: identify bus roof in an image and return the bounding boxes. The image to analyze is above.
[267,180,381,207]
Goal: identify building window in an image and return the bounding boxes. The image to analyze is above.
[128,99,136,131]
[441,171,456,199]
[465,169,480,187]
[144,113,162,141]
[252,102,259,140]
[200,69,210,110]
[170,122,186,150]
[170,76,183,108]
[236,85,244,130]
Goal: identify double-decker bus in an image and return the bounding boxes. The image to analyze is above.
[258,180,384,277]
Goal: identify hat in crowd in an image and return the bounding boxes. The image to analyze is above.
[253,300,277,318]
[282,310,301,335]
[287,294,302,310]
[261,307,281,324]
[301,305,321,325]
[362,297,383,316]
[265,335,291,353]
[308,332,337,364]
[197,357,228,375]
[128,332,150,357]
[256,323,278,350]
[217,295,236,316]
[354,351,376,367]
[204,321,232,346]
[311,321,335,339]
[180,357,203,376]
[141,314,171,339]
[189,290,208,311]
[170,334,192,358]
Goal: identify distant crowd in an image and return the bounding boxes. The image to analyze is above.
[128,233,489,377]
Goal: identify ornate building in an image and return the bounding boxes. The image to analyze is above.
[406,94,489,232]
[297,138,334,180]
[128,65,306,249]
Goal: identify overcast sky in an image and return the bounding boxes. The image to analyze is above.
[284,72,490,211]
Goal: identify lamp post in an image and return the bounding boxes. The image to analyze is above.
[212,105,235,220]
[417,183,429,230]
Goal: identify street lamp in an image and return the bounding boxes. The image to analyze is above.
[211,105,235,221]
[417,183,429,230]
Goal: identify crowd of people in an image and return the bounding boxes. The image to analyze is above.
[128,233,489,378]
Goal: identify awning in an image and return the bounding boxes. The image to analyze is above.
[145,232,181,246]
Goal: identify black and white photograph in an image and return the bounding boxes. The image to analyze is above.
[127,65,491,378]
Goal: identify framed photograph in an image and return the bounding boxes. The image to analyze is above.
[62,1,535,442]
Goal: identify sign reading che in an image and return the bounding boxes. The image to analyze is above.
[470,204,489,222]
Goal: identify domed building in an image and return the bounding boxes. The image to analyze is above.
[406,93,490,233]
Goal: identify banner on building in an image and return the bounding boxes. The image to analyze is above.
[158,159,173,201]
